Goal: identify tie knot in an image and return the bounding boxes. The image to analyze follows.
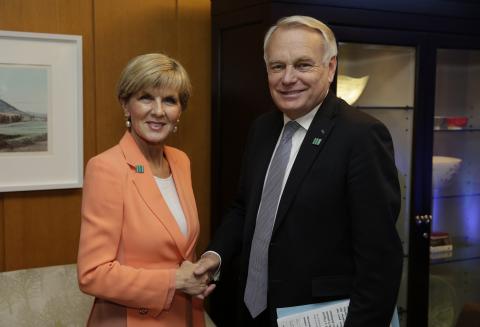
[282,120,300,140]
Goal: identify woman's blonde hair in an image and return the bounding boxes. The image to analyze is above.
[117,53,192,110]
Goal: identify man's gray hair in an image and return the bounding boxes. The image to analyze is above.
[263,15,338,65]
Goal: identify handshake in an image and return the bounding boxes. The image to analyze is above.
[175,252,220,299]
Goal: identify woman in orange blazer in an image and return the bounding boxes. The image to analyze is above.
[77,53,211,327]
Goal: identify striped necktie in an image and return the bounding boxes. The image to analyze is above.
[244,120,300,317]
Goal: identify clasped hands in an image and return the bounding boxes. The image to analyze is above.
[175,253,220,299]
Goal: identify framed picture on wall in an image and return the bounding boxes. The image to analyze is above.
[0,30,83,192]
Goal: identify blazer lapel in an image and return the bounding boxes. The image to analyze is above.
[119,132,189,259]
[272,92,338,234]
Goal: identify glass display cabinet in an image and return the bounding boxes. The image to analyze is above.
[211,1,480,326]
[336,41,480,327]
[428,48,480,327]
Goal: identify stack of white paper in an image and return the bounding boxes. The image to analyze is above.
[277,299,399,327]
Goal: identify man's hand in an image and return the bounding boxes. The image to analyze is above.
[193,252,221,299]
[194,252,221,276]
[175,260,209,295]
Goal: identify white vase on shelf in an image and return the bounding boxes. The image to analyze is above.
[432,156,462,189]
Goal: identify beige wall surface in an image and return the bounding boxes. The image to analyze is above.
[0,0,211,271]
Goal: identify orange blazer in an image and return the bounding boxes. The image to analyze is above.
[77,132,205,327]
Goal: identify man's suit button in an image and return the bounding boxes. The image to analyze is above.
[139,308,149,315]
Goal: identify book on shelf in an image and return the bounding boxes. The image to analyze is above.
[430,231,453,253]
[431,231,450,240]
[430,251,453,260]
[430,244,453,253]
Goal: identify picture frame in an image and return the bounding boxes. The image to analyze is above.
[0,30,83,192]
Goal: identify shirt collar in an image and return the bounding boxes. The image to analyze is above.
[283,103,321,131]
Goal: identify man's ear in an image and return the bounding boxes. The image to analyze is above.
[328,56,337,83]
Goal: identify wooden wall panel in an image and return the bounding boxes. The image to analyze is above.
[175,0,212,252]
[93,0,178,153]
[0,198,4,271]
[0,0,95,271]
[3,191,82,268]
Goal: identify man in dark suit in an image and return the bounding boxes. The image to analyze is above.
[196,15,403,327]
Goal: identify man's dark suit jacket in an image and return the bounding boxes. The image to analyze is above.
[209,92,403,327]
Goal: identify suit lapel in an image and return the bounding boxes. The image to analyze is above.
[272,92,338,234]
[119,132,189,259]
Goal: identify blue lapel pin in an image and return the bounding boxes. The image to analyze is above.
[135,165,144,173]
[312,137,322,146]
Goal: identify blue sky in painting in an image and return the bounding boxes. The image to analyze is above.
[0,64,48,114]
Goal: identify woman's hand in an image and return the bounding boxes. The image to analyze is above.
[175,261,210,295]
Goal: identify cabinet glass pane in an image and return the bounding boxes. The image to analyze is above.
[337,43,416,327]
[430,48,480,327]
[337,43,415,107]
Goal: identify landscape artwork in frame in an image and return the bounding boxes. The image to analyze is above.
[0,30,83,192]
[0,64,50,152]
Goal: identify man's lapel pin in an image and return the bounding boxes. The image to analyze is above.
[312,137,322,146]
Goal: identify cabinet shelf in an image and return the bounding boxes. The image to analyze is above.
[430,244,480,265]
[433,192,480,199]
[434,128,480,132]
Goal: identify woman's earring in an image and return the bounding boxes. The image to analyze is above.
[125,117,131,128]
[173,119,180,133]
